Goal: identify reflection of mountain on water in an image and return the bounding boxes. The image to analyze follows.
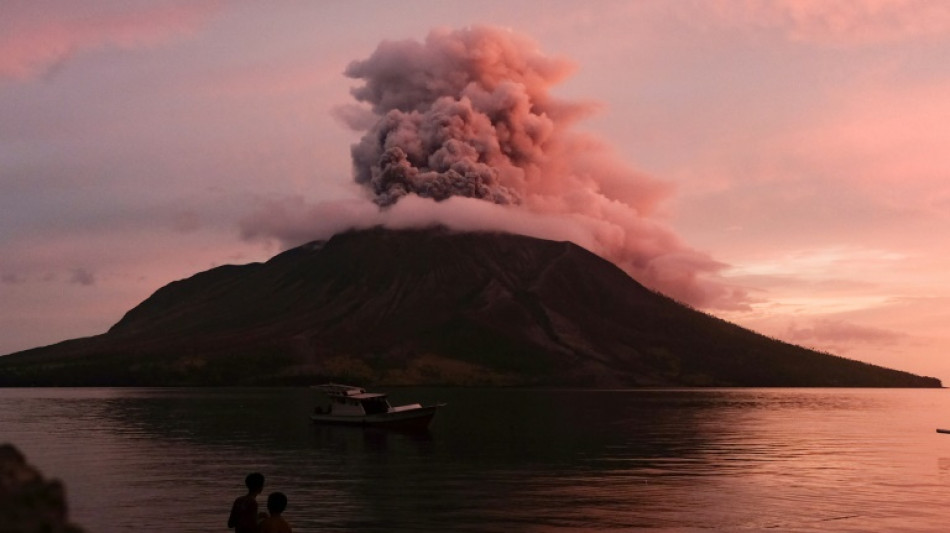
[4,387,915,530]
[98,388,324,448]
[94,388,434,458]
[89,387,754,529]
[93,387,775,468]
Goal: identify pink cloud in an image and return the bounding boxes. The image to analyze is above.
[787,318,905,348]
[693,0,950,45]
[0,1,220,82]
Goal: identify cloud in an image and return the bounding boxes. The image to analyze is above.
[0,1,220,82]
[241,26,749,310]
[690,0,950,46]
[786,318,905,348]
[723,246,907,281]
[69,267,96,286]
[240,196,380,246]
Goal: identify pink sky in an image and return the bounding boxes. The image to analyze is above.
[2,1,949,382]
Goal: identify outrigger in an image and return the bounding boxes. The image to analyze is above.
[310,383,445,430]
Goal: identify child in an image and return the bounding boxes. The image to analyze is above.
[228,472,265,533]
[259,491,293,533]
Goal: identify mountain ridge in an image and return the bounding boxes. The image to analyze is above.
[0,227,940,388]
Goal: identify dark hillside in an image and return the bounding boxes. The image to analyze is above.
[0,227,940,387]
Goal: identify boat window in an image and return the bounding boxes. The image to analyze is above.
[362,398,389,415]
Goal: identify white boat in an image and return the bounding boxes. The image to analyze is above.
[310,383,445,430]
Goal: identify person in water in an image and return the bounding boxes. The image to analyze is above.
[228,472,266,533]
[259,491,293,533]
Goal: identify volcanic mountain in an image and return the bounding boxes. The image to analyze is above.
[0,227,939,387]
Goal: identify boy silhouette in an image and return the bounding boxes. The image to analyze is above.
[259,491,292,533]
[228,472,266,533]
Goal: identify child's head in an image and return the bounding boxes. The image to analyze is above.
[267,491,288,515]
[245,472,265,494]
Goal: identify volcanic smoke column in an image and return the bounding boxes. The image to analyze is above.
[344,26,579,207]
[342,26,742,309]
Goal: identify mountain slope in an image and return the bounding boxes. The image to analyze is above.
[0,227,940,387]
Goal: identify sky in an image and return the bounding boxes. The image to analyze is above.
[2,1,949,382]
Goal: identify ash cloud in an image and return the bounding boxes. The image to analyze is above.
[343,27,573,208]
[243,26,749,310]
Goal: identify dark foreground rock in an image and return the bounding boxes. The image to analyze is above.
[0,444,85,533]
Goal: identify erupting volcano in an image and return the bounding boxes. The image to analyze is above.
[243,26,745,309]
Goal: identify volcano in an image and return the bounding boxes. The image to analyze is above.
[0,227,939,387]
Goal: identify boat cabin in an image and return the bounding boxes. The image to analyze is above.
[314,383,393,416]
[310,382,442,429]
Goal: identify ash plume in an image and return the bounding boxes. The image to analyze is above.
[244,26,749,310]
[344,27,573,208]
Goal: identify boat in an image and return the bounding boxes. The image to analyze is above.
[310,383,445,430]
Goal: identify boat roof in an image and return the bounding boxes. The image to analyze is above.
[313,383,363,394]
[349,393,387,400]
[312,383,388,400]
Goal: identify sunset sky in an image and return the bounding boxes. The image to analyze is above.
[3,1,949,381]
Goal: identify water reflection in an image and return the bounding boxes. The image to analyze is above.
[3,387,950,531]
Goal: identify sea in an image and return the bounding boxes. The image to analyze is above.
[2,387,950,532]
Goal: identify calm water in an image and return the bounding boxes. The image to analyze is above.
[2,387,950,532]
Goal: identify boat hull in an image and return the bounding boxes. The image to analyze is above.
[310,404,443,431]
